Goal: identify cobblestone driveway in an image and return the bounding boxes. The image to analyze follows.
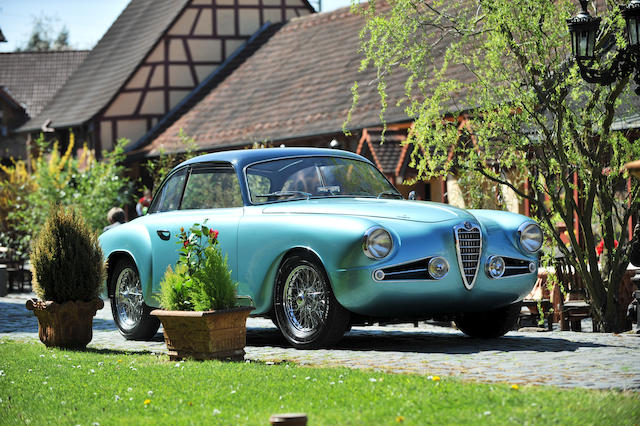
[2,293,638,390]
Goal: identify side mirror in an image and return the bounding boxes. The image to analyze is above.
[408,191,416,201]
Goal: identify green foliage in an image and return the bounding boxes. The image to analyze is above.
[0,159,35,261]
[353,0,640,332]
[143,129,198,194]
[159,221,237,311]
[0,134,133,260]
[30,205,105,303]
[73,138,133,230]
[158,264,191,311]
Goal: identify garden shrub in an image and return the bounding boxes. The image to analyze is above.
[159,222,237,311]
[0,134,133,260]
[0,159,35,260]
[30,205,105,303]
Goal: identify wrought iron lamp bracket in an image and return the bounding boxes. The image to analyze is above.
[576,47,640,94]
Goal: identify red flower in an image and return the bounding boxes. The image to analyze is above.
[596,239,618,256]
[183,240,189,248]
[209,229,219,240]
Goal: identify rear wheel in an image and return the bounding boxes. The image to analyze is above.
[274,254,350,349]
[455,302,522,338]
[110,258,159,340]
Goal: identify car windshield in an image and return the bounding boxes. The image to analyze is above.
[246,156,401,204]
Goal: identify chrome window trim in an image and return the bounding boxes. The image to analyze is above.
[242,155,398,206]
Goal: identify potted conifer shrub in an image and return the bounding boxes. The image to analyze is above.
[151,222,253,361]
[26,206,105,349]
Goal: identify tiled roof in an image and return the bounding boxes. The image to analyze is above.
[20,0,191,132]
[143,5,426,156]
[0,51,88,118]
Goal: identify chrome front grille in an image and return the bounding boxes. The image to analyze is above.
[454,222,482,290]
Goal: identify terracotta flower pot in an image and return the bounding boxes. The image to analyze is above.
[26,298,104,349]
[151,306,253,361]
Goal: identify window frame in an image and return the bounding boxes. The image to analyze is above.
[243,155,399,205]
[148,161,242,214]
[179,163,243,210]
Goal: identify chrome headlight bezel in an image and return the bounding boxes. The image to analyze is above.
[428,256,449,280]
[518,222,543,253]
[363,227,393,260]
[486,255,506,278]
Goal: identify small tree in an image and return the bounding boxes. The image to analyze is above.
[143,129,199,194]
[353,0,640,332]
[0,134,133,258]
[30,205,104,303]
[16,16,71,52]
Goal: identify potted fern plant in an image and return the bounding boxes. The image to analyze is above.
[151,221,253,361]
[26,206,105,349]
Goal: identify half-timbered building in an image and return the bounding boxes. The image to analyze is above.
[20,0,314,153]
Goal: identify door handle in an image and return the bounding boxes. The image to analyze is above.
[156,230,171,241]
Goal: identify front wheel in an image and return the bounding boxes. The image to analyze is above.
[274,254,350,349]
[455,302,522,338]
[110,258,159,340]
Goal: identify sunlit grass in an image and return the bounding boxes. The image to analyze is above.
[0,339,637,425]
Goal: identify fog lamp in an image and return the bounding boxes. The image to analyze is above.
[428,257,449,279]
[486,256,506,278]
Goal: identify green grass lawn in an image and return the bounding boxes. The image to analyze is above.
[0,339,637,425]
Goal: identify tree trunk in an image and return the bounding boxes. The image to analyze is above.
[593,274,629,333]
[583,270,629,333]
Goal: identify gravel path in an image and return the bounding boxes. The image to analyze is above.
[2,292,639,390]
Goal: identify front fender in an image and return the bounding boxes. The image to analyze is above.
[237,210,376,314]
[99,222,154,305]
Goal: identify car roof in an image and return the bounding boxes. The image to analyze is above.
[178,147,371,170]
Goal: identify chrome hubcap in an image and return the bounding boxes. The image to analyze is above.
[115,267,143,331]
[283,265,328,338]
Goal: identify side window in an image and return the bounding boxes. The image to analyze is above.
[247,174,271,204]
[181,166,243,209]
[151,169,186,213]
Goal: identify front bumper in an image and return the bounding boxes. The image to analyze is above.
[330,263,538,317]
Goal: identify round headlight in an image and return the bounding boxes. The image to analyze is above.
[519,223,543,253]
[428,257,449,279]
[486,256,506,278]
[363,227,393,260]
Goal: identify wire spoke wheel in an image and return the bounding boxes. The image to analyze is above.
[274,254,350,349]
[115,267,144,331]
[109,258,159,340]
[283,265,329,338]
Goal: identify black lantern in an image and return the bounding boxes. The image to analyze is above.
[567,0,640,94]
[622,0,640,47]
[567,0,601,60]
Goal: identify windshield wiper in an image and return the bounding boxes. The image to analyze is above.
[377,191,404,199]
[256,191,311,200]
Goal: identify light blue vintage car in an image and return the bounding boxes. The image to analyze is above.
[99,147,543,348]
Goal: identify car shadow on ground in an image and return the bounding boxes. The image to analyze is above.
[244,326,616,355]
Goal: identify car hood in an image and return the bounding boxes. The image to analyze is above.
[261,198,476,223]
